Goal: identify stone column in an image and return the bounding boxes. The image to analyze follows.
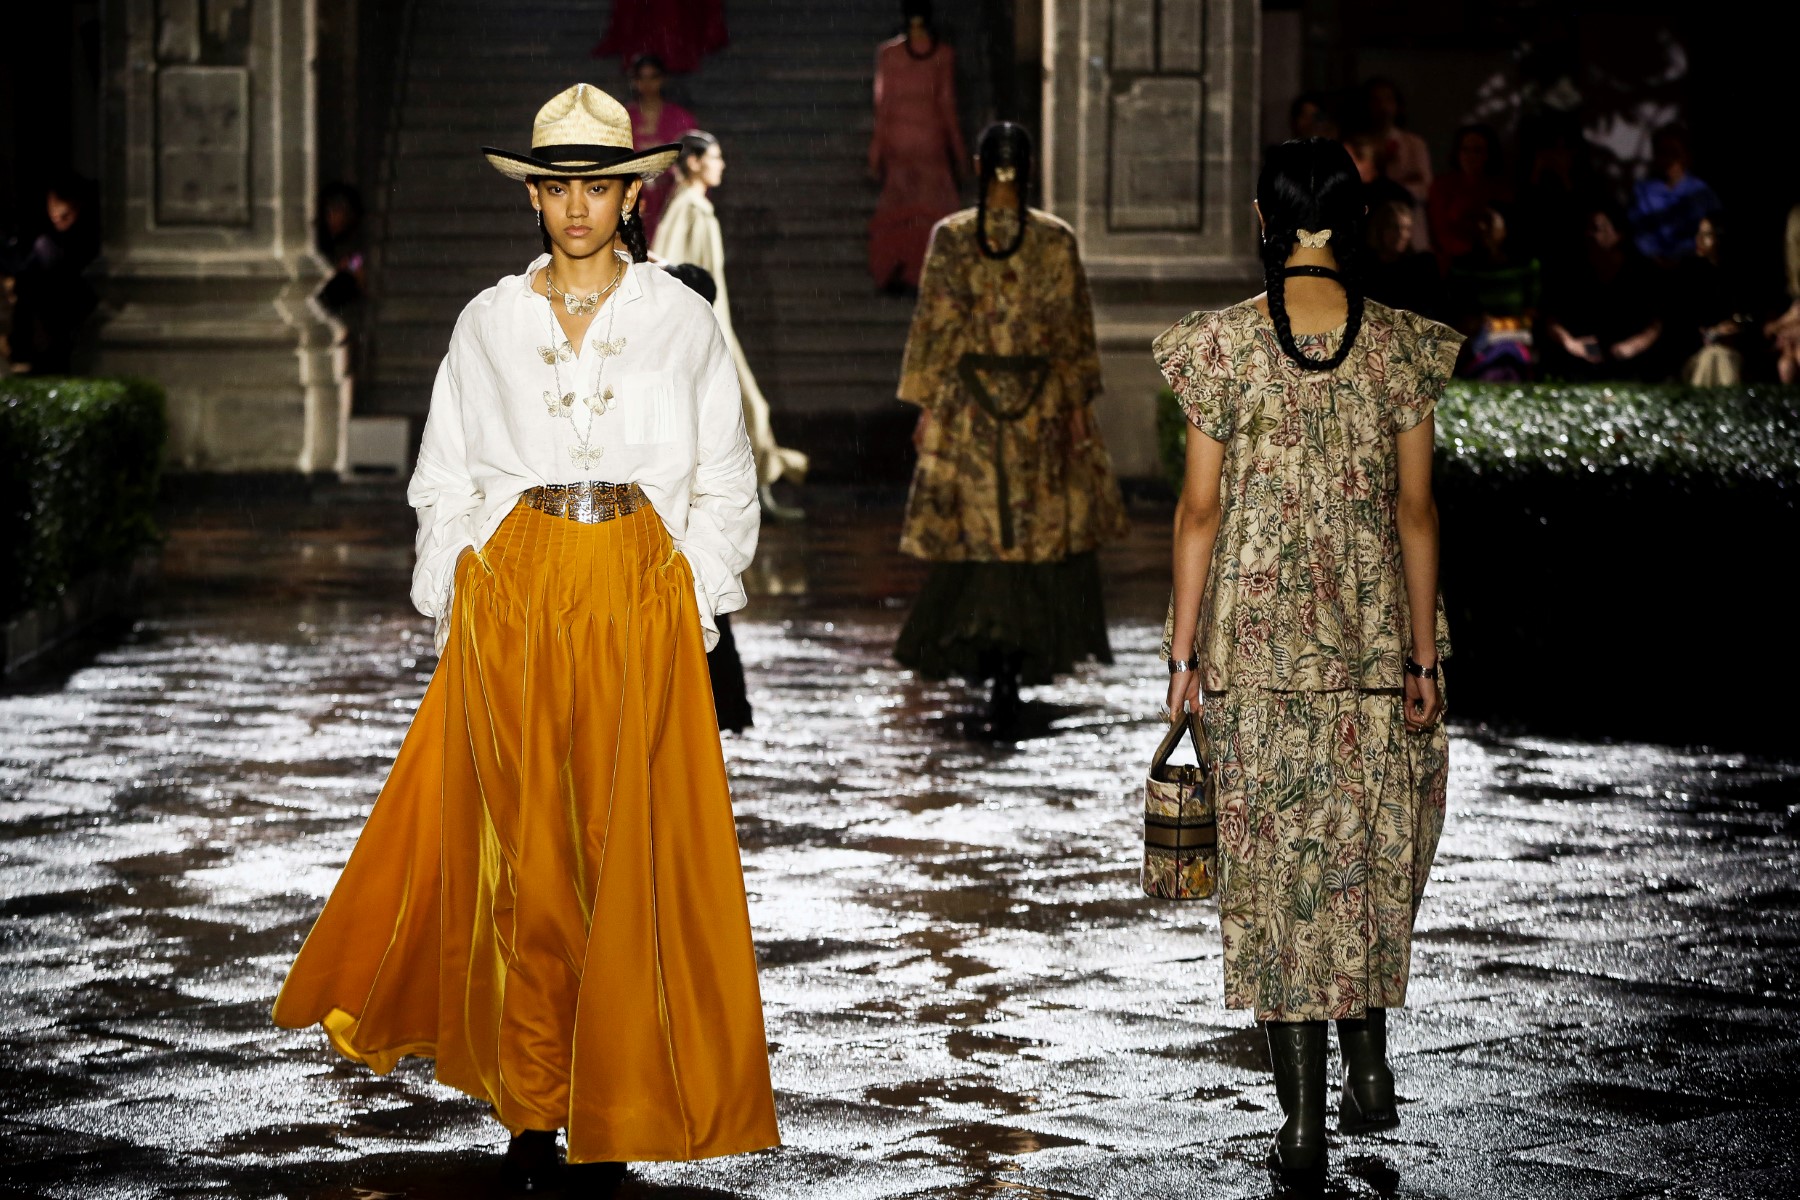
[94,0,345,474]
[1041,0,1261,478]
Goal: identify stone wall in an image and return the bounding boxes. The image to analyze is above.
[1041,0,1262,478]
[93,0,345,473]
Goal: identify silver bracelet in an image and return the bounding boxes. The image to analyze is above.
[1168,657,1198,675]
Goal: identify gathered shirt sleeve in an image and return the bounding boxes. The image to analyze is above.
[680,313,759,650]
[1152,309,1236,443]
[407,313,484,649]
[1385,307,1464,432]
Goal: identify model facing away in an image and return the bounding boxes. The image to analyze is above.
[271,83,780,1193]
[1159,137,1460,1184]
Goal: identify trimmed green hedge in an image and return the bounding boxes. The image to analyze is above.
[1,378,167,621]
[1157,382,1800,491]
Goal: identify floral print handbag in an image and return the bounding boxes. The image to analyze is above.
[1142,714,1217,900]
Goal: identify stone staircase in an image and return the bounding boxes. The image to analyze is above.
[361,0,985,476]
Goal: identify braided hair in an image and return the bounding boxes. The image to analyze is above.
[975,122,1032,260]
[1257,137,1368,372]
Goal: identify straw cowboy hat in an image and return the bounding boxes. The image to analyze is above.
[482,83,680,182]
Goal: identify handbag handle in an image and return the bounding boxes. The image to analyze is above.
[1151,712,1205,775]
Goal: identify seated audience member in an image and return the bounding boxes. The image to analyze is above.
[1516,119,1594,272]
[1674,215,1752,386]
[1763,205,1800,384]
[1542,205,1667,381]
[1346,130,1418,231]
[1428,124,1511,271]
[1447,208,1540,381]
[1363,199,1443,320]
[1362,77,1431,250]
[1629,126,1720,263]
[1,176,99,375]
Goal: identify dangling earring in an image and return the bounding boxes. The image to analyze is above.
[535,208,543,230]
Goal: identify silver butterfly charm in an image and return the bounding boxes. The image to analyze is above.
[590,386,616,415]
[591,335,628,360]
[542,390,575,418]
[569,442,606,468]
[536,341,573,365]
[560,291,599,317]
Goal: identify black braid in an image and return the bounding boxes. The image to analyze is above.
[1255,137,1370,372]
[1261,233,1364,372]
[620,205,649,262]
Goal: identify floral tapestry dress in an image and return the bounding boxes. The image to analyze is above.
[1154,299,1462,1022]
[893,207,1130,682]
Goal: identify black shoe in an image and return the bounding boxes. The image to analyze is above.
[566,1160,628,1195]
[1266,1020,1329,1179]
[499,1129,562,1194]
[1336,1007,1401,1134]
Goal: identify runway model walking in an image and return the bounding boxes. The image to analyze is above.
[867,0,965,291]
[652,130,810,519]
[1157,138,1459,1182]
[894,122,1129,735]
[272,84,780,1191]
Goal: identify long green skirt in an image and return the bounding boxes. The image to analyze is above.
[893,553,1111,685]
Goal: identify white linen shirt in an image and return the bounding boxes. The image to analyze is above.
[406,254,758,651]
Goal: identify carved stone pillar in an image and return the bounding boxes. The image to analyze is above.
[94,0,344,473]
[1041,0,1261,477]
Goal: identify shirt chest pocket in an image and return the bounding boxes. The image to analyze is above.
[616,369,683,445]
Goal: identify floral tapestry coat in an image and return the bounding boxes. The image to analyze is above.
[1153,300,1461,692]
[1154,299,1462,1022]
[899,208,1130,563]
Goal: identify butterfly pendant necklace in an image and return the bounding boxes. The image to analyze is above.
[539,250,629,469]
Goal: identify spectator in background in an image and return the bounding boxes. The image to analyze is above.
[1447,208,1540,381]
[1289,92,1336,141]
[1515,119,1593,274]
[1428,125,1510,272]
[313,181,365,315]
[868,0,965,292]
[624,54,697,242]
[1629,126,1720,263]
[1363,199,1443,320]
[1674,215,1749,386]
[1346,130,1417,228]
[2,175,99,375]
[1362,78,1431,250]
[1766,205,1800,384]
[1542,205,1666,381]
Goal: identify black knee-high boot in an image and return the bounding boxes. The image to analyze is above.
[1336,1006,1400,1133]
[1265,1020,1329,1176]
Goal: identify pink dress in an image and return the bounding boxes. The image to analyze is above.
[868,36,965,290]
[628,99,698,244]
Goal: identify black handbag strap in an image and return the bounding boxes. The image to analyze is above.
[1151,712,1205,775]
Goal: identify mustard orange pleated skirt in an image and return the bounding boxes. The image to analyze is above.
[272,496,781,1164]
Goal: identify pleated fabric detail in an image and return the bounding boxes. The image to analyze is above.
[273,503,780,1163]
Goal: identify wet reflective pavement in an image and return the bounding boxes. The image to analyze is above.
[2,485,1798,1200]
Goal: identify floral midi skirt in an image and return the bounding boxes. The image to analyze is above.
[272,501,780,1163]
[1203,687,1448,1022]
